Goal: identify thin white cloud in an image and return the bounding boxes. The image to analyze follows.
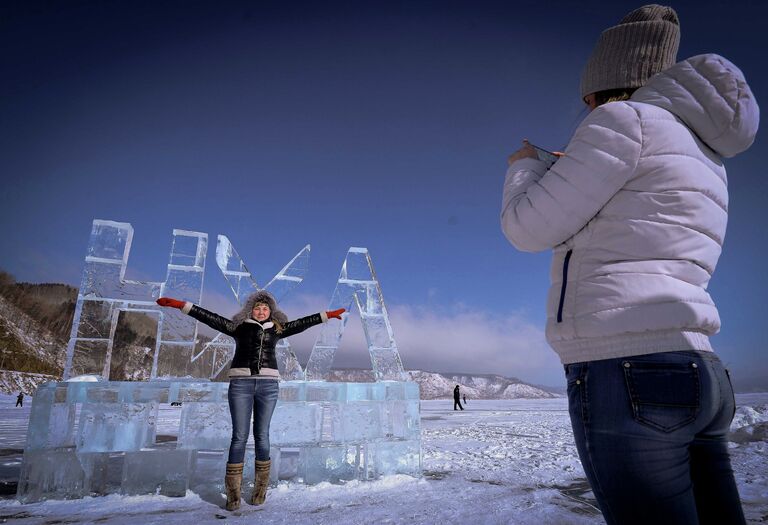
[278,294,563,386]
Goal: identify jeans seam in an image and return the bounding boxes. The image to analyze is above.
[622,363,639,421]
[579,365,615,523]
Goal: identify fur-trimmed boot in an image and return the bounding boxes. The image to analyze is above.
[250,459,271,505]
[224,462,244,511]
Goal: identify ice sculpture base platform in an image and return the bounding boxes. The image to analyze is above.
[17,379,421,503]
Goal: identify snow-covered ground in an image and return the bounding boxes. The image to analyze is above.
[1,393,766,524]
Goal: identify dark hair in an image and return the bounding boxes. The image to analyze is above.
[592,87,638,107]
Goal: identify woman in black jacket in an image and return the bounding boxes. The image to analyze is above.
[157,290,344,510]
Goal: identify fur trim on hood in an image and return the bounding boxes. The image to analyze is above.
[231,290,288,327]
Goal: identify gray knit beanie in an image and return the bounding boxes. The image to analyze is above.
[580,4,680,99]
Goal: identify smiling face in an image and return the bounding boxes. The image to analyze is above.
[252,302,271,322]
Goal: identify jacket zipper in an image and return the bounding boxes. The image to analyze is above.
[557,249,573,323]
[256,331,265,374]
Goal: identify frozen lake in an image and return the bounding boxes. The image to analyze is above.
[1,393,766,524]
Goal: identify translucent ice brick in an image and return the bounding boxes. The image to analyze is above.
[189,450,227,498]
[178,402,231,450]
[77,402,157,452]
[341,401,382,441]
[16,449,86,503]
[383,381,403,400]
[346,382,378,401]
[300,445,361,484]
[25,385,76,450]
[278,381,306,402]
[119,381,169,403]
[85,384,120,403]
[318,403,343,444]
[381,400,421,440]
[275,447,301,480]
[177,381,226,403]
[373,440,421,477]
[121,449,196,496]
[271,403,320,445]
[306,382,346,402]
[404,380,420,400]
[78,452,122,496]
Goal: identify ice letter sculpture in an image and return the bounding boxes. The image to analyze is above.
[17,221,420,503]
[63,220,209,380]
[306,247,406,382]
[207,235,310,380]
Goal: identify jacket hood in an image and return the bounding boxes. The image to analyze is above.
[232,290,288,327]
[631,53,759,158]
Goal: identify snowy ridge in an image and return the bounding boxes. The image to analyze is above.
[0,370,58,395]
[442,372,560,399]
[328,368,561,399]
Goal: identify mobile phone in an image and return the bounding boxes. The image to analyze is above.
[530,143,559,168]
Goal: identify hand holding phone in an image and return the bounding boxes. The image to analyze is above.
[507,140,563,167]
[529,143,561,168]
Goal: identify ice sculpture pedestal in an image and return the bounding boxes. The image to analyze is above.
[17,379,421,503]
[20,220,422,503]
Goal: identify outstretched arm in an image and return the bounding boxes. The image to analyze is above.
[156,297,236,336]
[280,308,345,338]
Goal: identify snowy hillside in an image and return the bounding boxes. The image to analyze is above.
[0,370,57,396]
[428,371,559,399]
[329,369,560,399]
[0,294,64,374]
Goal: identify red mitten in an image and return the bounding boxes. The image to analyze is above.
[326,308,345,320]
[157,297,185,309]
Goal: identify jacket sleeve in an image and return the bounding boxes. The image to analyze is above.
[185,304,237,336]
[500,102,643,252]
[279,312,327,338]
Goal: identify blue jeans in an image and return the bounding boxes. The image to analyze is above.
[227,378,279,464]
[565,350,745,525]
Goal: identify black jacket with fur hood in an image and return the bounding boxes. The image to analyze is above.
[182,291,327,375]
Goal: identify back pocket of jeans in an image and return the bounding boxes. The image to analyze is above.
[622,360,700,433]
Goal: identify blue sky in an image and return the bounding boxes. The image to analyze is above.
[1,0,765,388]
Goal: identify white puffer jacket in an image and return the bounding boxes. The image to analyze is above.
[501,54,759,365]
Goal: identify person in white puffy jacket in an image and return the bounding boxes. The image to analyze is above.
[501,5,759,525]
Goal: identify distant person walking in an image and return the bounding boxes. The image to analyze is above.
[463,394,467,405]
[453,385,464,411]
[15,392,24,407]
[157,291,344,511]
[501,4,758,524]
